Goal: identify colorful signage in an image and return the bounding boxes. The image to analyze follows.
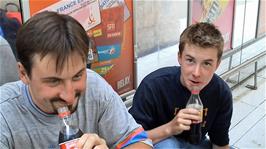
[191,0,235,51]
[25,0,134,95]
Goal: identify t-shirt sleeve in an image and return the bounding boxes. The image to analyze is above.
[208,86,233,146]
[129,81,157,130]
[115,127,152,149]
[95,76,150,148]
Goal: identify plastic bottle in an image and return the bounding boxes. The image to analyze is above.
[57,106,83,149]
[186,90,203,144]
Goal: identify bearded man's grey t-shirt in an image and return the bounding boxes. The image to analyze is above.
[0,69,146,149]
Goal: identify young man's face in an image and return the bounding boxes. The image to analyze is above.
[19,52,87,114]
[178,44,220,91]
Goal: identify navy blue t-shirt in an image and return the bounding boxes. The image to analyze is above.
[129,66,233,146]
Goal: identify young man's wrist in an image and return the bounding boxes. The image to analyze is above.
[165,123,183,137]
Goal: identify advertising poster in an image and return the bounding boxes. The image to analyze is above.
[26,0,134,95]
[191,0,234,51]
[257,0,266,37]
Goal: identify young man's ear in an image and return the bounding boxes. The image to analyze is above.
[17,62,30,84]
[177,51,181,65]
[216,59,221,70]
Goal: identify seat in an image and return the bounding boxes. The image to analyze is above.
[0,36,19,85]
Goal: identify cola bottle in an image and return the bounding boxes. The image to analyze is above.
[186,89,203,144]
[57,106,83,149]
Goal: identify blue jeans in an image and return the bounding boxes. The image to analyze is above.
[154,136,212,149]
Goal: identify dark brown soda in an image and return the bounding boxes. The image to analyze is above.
[58,128,83,144]
[189,123,202,144]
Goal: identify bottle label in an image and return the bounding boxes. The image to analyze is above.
[186,104,203,122]
[186,103,203,111]
[59,138,79,149]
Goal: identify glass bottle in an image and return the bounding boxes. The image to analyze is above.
[186,90,203,144]
[57,106,83,149]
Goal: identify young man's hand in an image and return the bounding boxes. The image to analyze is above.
[167,108,202,135]
[77,133,108,149]
[146,107,202,143]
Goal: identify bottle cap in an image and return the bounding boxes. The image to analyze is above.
[191,90,200,94]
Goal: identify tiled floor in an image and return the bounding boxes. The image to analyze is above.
[229,68,265,149]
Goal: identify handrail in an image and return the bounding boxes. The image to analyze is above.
[222,35,265,60]
[221,51,266,79]
[120,89,135,101]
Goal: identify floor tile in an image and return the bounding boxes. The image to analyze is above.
[229,101,265,146]
[234,116,265,149]
[232,76,265,107]
[230,101,254,130]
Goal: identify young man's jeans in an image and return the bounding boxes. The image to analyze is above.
[154,136,212,149]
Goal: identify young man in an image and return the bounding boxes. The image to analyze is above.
[0,11,152,149]
[129,22,233,149]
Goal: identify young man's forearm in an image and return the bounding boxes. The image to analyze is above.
[147,123,180,144]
